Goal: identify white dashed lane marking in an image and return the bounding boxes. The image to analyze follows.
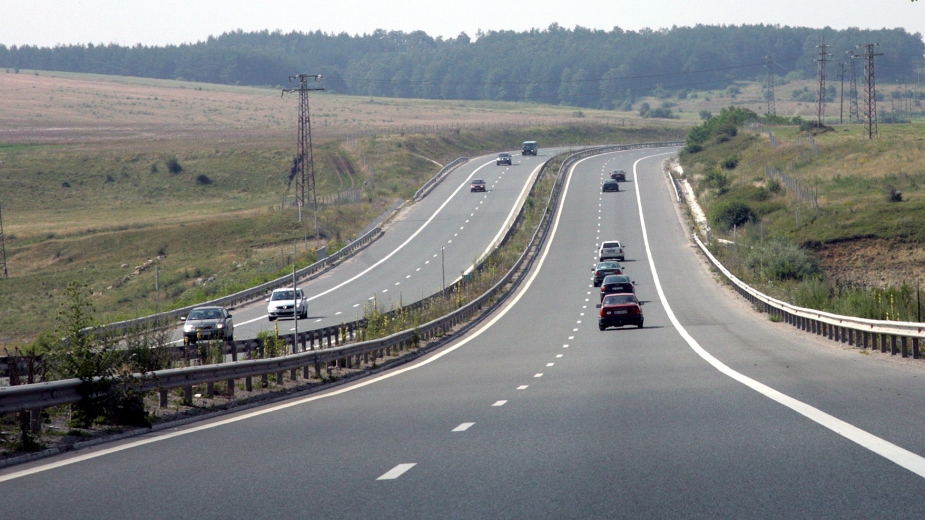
[377,463,416,480]
[492,400,508,407]
[452,423,475,432]
[517,385,529,390]
[534,373,543,378]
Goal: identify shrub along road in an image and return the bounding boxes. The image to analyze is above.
[4,146,925,518]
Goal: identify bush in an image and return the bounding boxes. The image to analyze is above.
[721,156,739,170]
[885,184,903,202]
[699,110,713,120]
[767,179,783,194]
[166,157,183,174]
[710,200,755,230]
[195,174,213,185]
[703,170,730,194]
[745,240,820,281]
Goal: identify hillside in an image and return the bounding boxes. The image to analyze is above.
[0,71,686,345]
[2,25,922,109]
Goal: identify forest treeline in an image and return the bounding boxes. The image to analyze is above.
[1,24,923,108]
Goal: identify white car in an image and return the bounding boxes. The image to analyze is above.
[266,288,307,321]
[599,240,625,261]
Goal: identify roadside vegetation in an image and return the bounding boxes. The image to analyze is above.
[680,108,925,322]
[0,71,684,347]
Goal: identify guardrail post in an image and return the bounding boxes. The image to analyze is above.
[303,364,309,379]
[314,360,322,378]
[246,376,253,392]
[901,336,908,358]
[226,378,235,396]
[262,373,269,387]
[230,340,237,362]
[914,337,920,359]
[847,328,854,346]
[183,386,193,404]
[276,370,284,384]
[863,331,870,349]
[881,333,888,353]
[206,382,214,398]
[891,335,898,356]
[159,388,168,408]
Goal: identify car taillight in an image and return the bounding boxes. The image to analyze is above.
[595,271,602,276]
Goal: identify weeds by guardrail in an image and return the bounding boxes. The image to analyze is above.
[0,141,682,465]
[695,233,924,358]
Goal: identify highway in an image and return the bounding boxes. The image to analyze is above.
[5,146,925,518]
[197,147,553,342]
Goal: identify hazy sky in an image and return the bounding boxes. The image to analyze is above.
[4,0,925,47]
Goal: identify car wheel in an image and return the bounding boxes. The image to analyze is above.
[269,316,276,322]
[637,322,643,329]
[599,325,606,331]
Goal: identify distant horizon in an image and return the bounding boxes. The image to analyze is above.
[4,22,925,50]
[6,0,924,48]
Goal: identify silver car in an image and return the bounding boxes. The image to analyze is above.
[181,306,234,344]
[266,288,307,321]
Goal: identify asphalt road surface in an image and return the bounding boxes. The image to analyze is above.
[5,146,925,519]
[180,148,554,343]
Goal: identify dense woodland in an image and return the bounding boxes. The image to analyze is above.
[2,24,923,108]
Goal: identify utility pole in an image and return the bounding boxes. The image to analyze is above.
[838,61,846,125]
[0,193,8,279]
[857,43,883,139]
[848,53,860,123]
[282,74,324,237]
[815,38,831,127]
[765,56,776,116]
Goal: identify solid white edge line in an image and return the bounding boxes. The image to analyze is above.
[0,150,588,483]
[305,158,495,303]
[630,152,925,479]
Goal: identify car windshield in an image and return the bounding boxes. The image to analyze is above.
[472,180,484,184]
[499,153,509,157]
[604,295,636,305]
[188,309,221,320]
[272,290,301,301]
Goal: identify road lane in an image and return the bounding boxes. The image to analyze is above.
[6,146,925,519]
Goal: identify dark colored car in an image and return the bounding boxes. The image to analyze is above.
[602,179,620,192]
[470,179,486,192]
[592,261,624,287]
[599,293,644,330]
[182,306,234,344]
[610,170,626,181]
[600,275,635,301]
[497,152,512,166]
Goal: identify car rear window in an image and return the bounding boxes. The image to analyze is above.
[602,242,620,248]
[603,295,636,304]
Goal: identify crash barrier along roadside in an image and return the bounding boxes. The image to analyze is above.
[693,234,925,358]
[0,142,683,422]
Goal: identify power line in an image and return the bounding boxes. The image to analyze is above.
[0,192,8,279]
[857,43,883,138]
[848,53,860,123]
[282,74,324,234]
[815,38,831,126]
[765,56,776,116]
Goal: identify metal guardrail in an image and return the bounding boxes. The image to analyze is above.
[99,225,384,336]
[0,141,683,416]
[693,234,925,357]
[413,157,468,201]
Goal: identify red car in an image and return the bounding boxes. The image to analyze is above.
[599,293,644,330]
[610,170,627,181]
[470,179,486,192]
